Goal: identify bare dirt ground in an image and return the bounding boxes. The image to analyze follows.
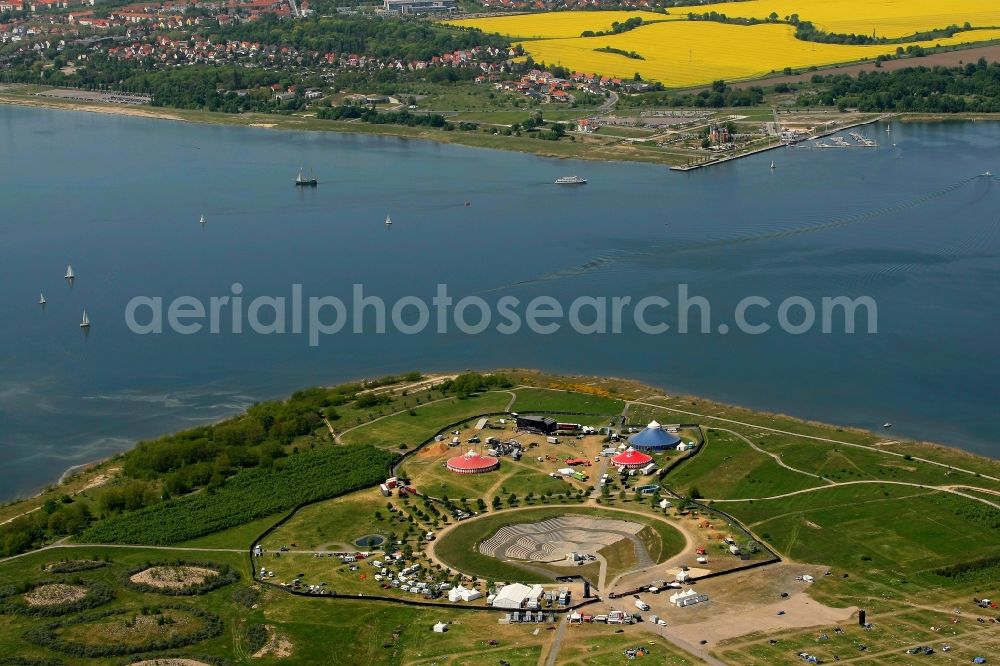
[24,583,87,606]
[80,467,121,492]
[625,564,857,648]
[253,625,294,659]
[129,566,217,589]
[731,44,1000,89]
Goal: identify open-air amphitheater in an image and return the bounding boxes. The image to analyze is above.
[477,516,652,566]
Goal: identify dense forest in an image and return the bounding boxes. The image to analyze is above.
[206,14,510,62]
[803,59,1000,112]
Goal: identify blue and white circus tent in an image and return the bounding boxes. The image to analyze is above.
[628,420,681,451]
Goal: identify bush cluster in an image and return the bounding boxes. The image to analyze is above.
[45,560,109,574]
[24,605,223,657]
[119,561,239,596]
[0,579,114,617]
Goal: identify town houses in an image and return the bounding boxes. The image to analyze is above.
[487,68,622,104]
[0,0,626,113]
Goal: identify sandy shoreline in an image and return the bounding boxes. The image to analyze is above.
[0,94,186,121]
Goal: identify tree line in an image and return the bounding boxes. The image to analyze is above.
[804,60,1000,112]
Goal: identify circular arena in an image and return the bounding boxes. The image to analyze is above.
[478,515,650,565]
[446,449,500,474]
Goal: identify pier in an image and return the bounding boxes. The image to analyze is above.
[670,113,895,172]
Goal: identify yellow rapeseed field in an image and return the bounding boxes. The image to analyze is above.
[517,22,1000,87]
[451,3,1000,88]
[448,11,678,39]
[691,0,1000,39]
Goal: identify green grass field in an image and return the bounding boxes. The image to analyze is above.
[261,489,391,551]
[726,484,999,583]
[510,388,625,415]
[339,391,513,449]
[0,547,247,664]
[558,630,705,665]
[666,429,828,500]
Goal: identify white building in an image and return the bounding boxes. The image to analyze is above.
[670,588,709,608]
[383,0,457,13]
[432,621,448,633]
[447,585,482,602]
[675,570,691,583]
[491,583,543,610]
[525,584,544,609]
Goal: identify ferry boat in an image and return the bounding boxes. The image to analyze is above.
[555,176,587,185]
[295,167,318,187]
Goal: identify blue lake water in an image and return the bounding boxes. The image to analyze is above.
[1,105,998,500]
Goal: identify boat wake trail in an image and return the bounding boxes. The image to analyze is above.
[483,173,987,294]
[846,176,1000,289]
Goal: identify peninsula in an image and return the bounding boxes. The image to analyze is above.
[1,370,997,665]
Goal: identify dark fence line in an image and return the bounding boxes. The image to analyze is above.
[253,582,603,613]
[609,556,782,599]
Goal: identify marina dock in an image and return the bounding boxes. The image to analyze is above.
[670,113,895,172]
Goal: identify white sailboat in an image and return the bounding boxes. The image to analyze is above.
[39,292,46,306]
[199,213,206,225]
[80,310,90,329]
[65,264,75,280]
[384,214,392,227]
[770,160,776,170]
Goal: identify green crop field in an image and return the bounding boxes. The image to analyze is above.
[79,445,395,545]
